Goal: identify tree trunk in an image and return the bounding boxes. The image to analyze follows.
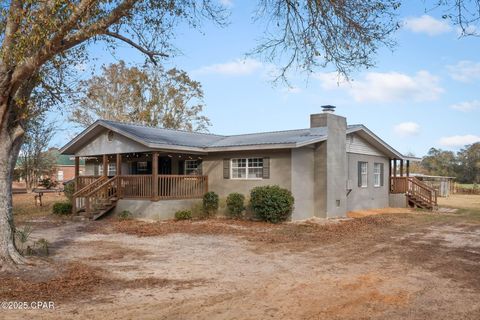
[0,119,27,271]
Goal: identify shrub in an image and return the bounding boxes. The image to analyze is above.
[175,210,192,220]
[52,201,72,215]
[118,210,133,221]
[40,177,58,189]
[250,185,294,223]
[63,181,75,201]
[202,191,219,217]
[226,193,245,218]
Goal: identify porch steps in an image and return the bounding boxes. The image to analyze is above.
[406,193,437,211]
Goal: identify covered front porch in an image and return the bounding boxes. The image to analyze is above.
[72,151,208,218]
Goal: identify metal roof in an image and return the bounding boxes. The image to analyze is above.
[60,119,405,159]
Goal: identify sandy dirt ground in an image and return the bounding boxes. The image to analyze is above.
[2,195,480,319]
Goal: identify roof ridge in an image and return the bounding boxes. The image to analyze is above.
[99,119,226,137]
[224,127,322,138]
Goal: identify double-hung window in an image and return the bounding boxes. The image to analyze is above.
[359,162,368,187]
[231,158,264,179]
[108,163,116,176]
[373,163,382,187]
[185,160,199,175]
[137,161,148,172]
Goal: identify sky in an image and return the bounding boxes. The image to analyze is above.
[50,1,480,157]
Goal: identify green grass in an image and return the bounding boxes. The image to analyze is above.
[456,183,478,190]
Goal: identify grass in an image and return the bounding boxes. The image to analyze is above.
[13,193,68,223]
[456,183,478,190]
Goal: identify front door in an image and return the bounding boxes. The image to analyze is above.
[158,157,172,175]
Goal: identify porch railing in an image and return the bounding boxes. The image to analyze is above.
[117,174,208,200]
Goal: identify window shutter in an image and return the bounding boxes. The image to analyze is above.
[358,162,362,187]
[223,159,230,179]
[262,157,270,179]
[380,163,384,186]
[197,159,203,175]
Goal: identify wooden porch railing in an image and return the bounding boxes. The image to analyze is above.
[118,175,153,199]
[73,176,106,214]
[75,176,102,192]
[84,176,118,217]
[390,176,437,208]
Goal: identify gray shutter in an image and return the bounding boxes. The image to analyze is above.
[357,162,362,187]
[223,159,230,179]
[380,163,384,186]
[197,159,203,175]
[262,157,270,179]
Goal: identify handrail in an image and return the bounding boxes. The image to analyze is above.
[74,176,107,197]
[390,176,437,208]
[86,176,118,198]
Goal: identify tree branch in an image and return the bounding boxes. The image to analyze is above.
[104,31,169,65]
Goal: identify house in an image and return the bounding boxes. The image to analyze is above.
[48,148,86,184]
[60,106,436,220]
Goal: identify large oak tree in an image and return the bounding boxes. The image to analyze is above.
[0,0,424,270]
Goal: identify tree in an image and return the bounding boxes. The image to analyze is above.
[0,1,402,270]
[457,143,480,183]
[69,61,210,131]
[436,0,480,36]
[17,116,56,192]
[421,148,458,177]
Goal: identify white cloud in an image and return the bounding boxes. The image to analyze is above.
[394,122,421,137]
[403,15,452,36]
[447,60,480,82]
[449,100,480,112]
[315,70,443,103]
[219,0,233,7]
[439,135,480,147]
[193,58,263,76]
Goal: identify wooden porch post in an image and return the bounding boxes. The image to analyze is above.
[102,154,108,177]
[400,160,404,177]
[152,152,159,201]
[73,156,80,214]
[116,154,122,198]
[393,159,397,177]
[406,160,410,177]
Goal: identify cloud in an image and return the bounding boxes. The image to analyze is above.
[447,60,480,82]
[394,122,421,137]
[314,70,443,103]
[403,15,452,36]
[439,135,480,147]
[449,100,480,112]
[193,58,263,76]
[219,0,233,7]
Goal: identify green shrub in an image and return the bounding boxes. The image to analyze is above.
[175,210,192,220]
[52,201,72,215]
[250,185,294,223]
[202,191,219,217]
[63,181,75,201]
[118,210,133,221]
[226,193,245,218]
[40,177,58,189]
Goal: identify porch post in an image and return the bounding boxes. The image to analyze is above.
[388,159,392,192]
[73,156,80,214]
[116,154,122,198]
[393,159,397,177]
[400,160,404,177]
[406,160,410,177]
[152,152,159,201]
[102,154,108,177]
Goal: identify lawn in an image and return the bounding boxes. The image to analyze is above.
[3,193,480,319]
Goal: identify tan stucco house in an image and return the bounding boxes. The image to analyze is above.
[61,107,436,220]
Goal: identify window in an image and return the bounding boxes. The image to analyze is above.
[185,160,199,175]
[137,161,148,172]
[359,162,368,187]
[108,163,116,176]
[231,158,263,179]
[373,163,382,187]
[57,170,64,181]
[98,164,103,176]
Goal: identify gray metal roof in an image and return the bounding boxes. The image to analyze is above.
[60,119,404,159]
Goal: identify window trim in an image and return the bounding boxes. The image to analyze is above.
[230,158,264,180]
[360,161,368,188]
[184,159,199,176]
[373,163,381,188]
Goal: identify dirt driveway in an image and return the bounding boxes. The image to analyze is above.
[2,196,480,319]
